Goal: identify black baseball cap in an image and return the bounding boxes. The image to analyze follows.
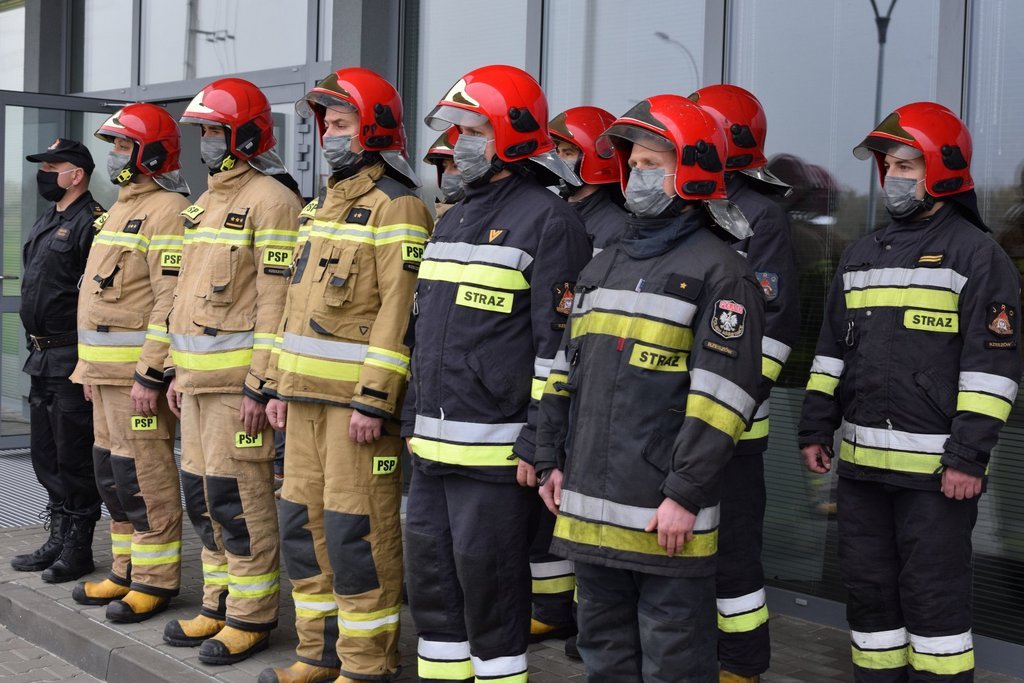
[26,138,95,174]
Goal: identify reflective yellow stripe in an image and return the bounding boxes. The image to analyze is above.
[111,532,132,555]
[94,231,150,252]
[908,648,974,675]
[956,391,1012,421]
[718,605,769,633]
[409,437,517,467]
[417,658,473,681]
[254,230,298,249]
[483,674,528,683]
[762,355,783,381]
[544,372,569,397]
[418,260,530,290]
[530,377,545,401]
[740,417,769,441]
[145,324,170,344]
[852,645,908,670]
[845,287,958,312]
[686,394,747,441]
[807,373,839,396]
[337,604,401,637]
[171,348,253,371]
[277,351,361,382]
[78,344,143,363]
[839,442,944,475]
[554,515,716,558]
[532,575,575,594]
[571,311,691,350]
[203,562,229,586]
[130,540,182,566]
[228,570,280,598]
[253,332,276,351]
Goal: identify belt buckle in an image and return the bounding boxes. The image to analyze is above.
[29,335,43,351]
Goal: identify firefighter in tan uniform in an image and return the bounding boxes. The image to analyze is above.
[70,104,189,622]
[258,68,432,683]
[160,78,302,665]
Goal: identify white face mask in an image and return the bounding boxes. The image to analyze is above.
[624,167,675,217]
[453,135,494,183]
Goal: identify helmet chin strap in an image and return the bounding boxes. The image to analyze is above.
[330,151,377,181]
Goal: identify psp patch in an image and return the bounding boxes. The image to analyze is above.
[130,415,157,431]
[711,299,746,339]
[372,456,399,475]
[234,432,264,448]
[553,281,575,316]
[755,271,779,301]
[988,302,1016,337]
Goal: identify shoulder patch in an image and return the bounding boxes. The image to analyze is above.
[93,211,108,231]
[711,299,746,339]
[299,199,319,222]
[123,218,144,234]
[702,339,739,358]
[988,302,1015,337]
[755,271,779,301]
[181,204,204,221]
[346,207,371,225]
[488,228,507,244]
[224,208,249,230]
[375,175,415,200]
[92,204,105,217]
[664,274,702,301]
[553,281,575,316]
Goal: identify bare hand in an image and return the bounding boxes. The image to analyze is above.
[538,469,564,516]
[516,460,537,487]
[266,398,287,430]
[83,384,93,402]
[941,466,983,500]
[802,444,832,473]
[644,497,696,557]
[130,382,160,417]
[349,411,383,443]
[166,377,182,418]
[240,395,269,436]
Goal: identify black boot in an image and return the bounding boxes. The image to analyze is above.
[41,515,95,583]
[10,507,66,572]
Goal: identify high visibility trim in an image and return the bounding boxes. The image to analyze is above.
[149,234,183,250]
[807,373,839,396]
[171,348,253,372]
[184,226,253,246]
[337,605,401,636]
[78,344,143,363]
[470,653,529,679]
[78,330,147,347]
[277,351,361,382]
[909,631,972,654]
[908,631,974,675]
[740,416,769,440]
[130,540,182,565]
[413,415,524,444]
[762,336,792,364]
[957,391,1012,421]
[417,657,473,681]
[171,331,254,353]
[253,332,276,351]
[852,645,909,670]
[718,605,769,633]
[959,371,1019,402]
[841,420,946,453]
[530,559,574,578]
[530,377,545,401]
[843,266,967,293]
[852,627,908,650]
[571,311,692,351]
[253,230,298,248]
[810,355,843,377]
[839,443,944,475]
[762,356,783,381]
[717,588,766,616]
[94,231,150,253]
[365,346,410,375]
[573,286,697,326]
[145,324,170,343]
[375,223,431,244]
[418,638,471,660]
[292,592,338,618]
[111,532,132,555]
[559,489,719,532]
[203,563,229,586]
[282,333,368,361]
[690,368,756,417]
[532,575,576,594]
[409,437,516,467]
[686,394,748,441]
[554,514,717,558]
[845,287,958,312]
[544,372,569,397]
[418,260,530,291]
[533,355,555,379]
[227,570,280,598]
[423,240,534,271]
[550,350,569,372]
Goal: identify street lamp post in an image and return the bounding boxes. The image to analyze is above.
[866,0,898,232]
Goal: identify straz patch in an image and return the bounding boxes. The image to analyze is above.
[402,242,424,263]
[711,299,746,339]
[346,207,371,225]
[629,343,686,372]
[263,248,293,267]
[702,340,738,358]
[234,432,264,448]
[181,205,205,221]
[160,251,183,269]
[553,281,575,316]
[918,252,944,266]
[123,218,143,234]
[904,309,958,333]
[664,274,701,300]
[988,303,1015,337]
[755,271,779,301]
[130,415,157,431]
[372,456,399,475]
[456,285,513,313]
[224,211,248,230]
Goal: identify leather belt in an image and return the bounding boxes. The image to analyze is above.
[29,332,78,350]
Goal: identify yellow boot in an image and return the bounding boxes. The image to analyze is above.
[719,671,760,683]
[106,590,170,623]
[163,613,225,647]
[72,578,129,606]
[198,625,270,665]
[256,661,340,683]
[529,617,577,643]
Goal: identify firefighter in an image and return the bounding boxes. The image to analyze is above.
[161,78,301,665]
[68,104,189,622]
[402,64,592,682]
[535,94,765,683]
[12,139,103,583]
[799,102,1021,683]
[689,84,800,682]
[423,126,464,220]
[257,67,432,683]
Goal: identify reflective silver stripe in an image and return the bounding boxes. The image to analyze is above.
[762,336,791,364]
[560,489,719,532]
[574,287,697,325]
[414,415,525,444]
[78,329,147,346]
[842,267,967,293]
[530,560,574,578]
[550,350,569,372]
[852,628,908,650]
[282,333,368,361]
[810,355,844,378]
[228,575,279,593]
[908,631,972,654]
[418,638,471,660]
[958,371,1018,402]
[338,611,400,631]
[689,368,756,417]
[752,401,769,420]
[376,225,430,241]
[308,221,375,242]
[534,356,555,379]
[841,420,947,453]
[293,597,336,612]
[366,349,408,369]
[717,588,766,616]
[171,331,253,353]
[471,653,529,677]
[423,241,534,270]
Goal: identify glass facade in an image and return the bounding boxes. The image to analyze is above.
[0,1,24,91]
[69,0,133,92]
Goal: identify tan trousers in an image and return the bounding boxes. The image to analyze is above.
[180,392,279,629]
[279,402,403,679]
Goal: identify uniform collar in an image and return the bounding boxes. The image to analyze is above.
[116,177,163,203]
[207,163,257,195]
[883,202,956,237]
[327,162,385,200]
[620,206,706,259]
[53,191,95,222]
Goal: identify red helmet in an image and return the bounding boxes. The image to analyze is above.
[180,78,275,160]
[548,106,621,185]
[95,103,182,177]
[423,126,458,164]
[600,94,727,201]
[853,101,973,196]
[688,85,767,171]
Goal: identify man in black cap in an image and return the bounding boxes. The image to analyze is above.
[11,138,105,583]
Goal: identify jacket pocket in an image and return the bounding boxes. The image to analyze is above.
[308,315,374,343]
[466,344,529,417]
[87,301,146,330]
[318,244,360,309]
[641,409,684,474]
[913,368,957,419]
[206,247,238,306]
[93,248,131,303]
[218,394,274,462]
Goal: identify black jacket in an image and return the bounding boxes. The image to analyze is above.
[574,187,627,255]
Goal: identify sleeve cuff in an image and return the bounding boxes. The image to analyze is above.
[132,370,166,390]
[660,472,707,515]
[351,401,392,420]
[941,439,988,478]
[242,384,269,404]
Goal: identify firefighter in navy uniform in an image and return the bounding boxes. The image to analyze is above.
[423,126,464,220]
[12,139,103,583]
[799,102,1021,683]
[258,67,432,683]
[535,94,765,683]
[70,104,189,622]
[162,78,301,664]
[689,84,800,683]
[402,64,592,682]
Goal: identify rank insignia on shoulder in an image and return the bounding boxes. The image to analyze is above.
[224,210,248,230]
[918,252,944,266]
[711,299,746,339]
[755,271,779,301]
[553,281,575,316]
[123,218,143,234]
[487,228,506,244]
[988,302,1015,337]
[92,205,105,217]
[346,207,371,225]
[181,204,204,221]
[93,212,108,230]
[702,339,738,358]
[665,274,701,300]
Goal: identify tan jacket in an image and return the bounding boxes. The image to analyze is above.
[168,165,301,397]
[264,164,432,417]
[71,179,188,387]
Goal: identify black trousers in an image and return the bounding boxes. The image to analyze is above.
[28,375,99,518]
[527,494,575,627]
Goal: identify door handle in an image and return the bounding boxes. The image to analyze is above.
[0,274,20,280]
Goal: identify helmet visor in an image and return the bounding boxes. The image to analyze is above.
[704,199,752,240]
[424,104,489,131]
[296,91,356,119]
[381,150,422,187]
[740,166,793,196]
[853,136,922,161]
[599,124,675,156]
[529,150,582,187]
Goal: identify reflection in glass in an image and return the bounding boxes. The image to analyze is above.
[70,0,133,92]
[0,2,25,91]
